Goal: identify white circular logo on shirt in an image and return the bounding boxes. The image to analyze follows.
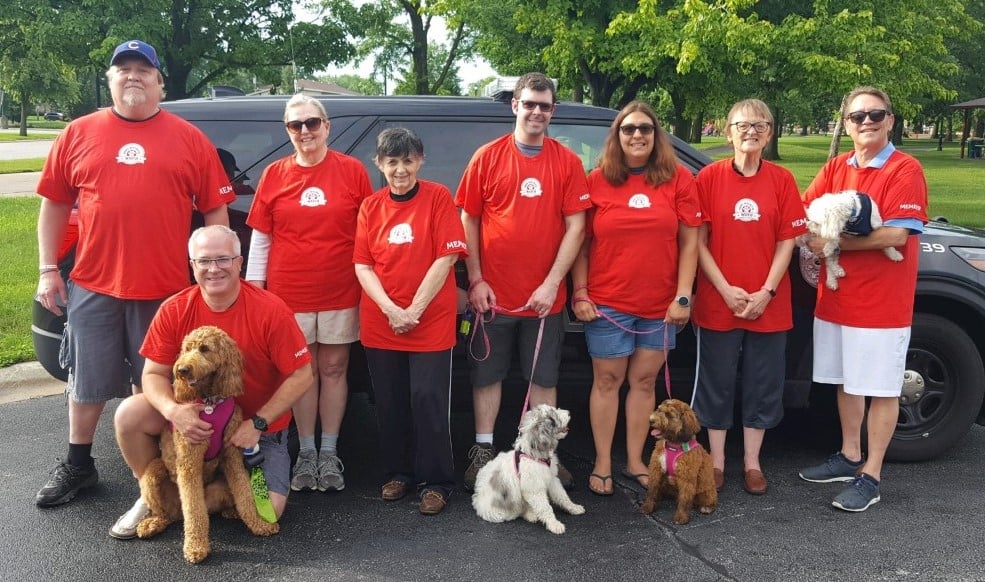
[628,193,651,209]
[519,178,543,198]
[732,198,761,222]
[388,223,414,244]
[299,187,327,207]
[116,143,147,165]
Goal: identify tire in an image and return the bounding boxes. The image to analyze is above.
[886,313,985,462]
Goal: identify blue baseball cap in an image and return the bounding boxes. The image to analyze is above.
[110,40,161,70]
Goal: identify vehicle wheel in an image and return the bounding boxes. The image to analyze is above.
[887,313,985,462]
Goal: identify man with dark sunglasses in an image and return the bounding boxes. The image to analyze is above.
[799,86,928,512]
[34,39,233,511]
[456,72,591,491]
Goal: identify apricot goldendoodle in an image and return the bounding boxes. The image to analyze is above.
[641,398,718,525]
[136,325,278,564]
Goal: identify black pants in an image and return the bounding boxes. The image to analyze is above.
[364,347,455,497]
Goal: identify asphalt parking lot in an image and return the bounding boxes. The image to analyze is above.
[2,370,984,582]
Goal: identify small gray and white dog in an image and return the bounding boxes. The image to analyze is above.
[471,404,585,534]
[805,190,903,290]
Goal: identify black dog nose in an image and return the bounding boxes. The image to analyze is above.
[176,365,192,378]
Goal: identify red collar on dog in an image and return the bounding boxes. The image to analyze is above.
[514,449,551,477]
[665,439,701,478]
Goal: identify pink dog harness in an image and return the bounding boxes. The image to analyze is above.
[664,439,702,479]
[169,398,235,461]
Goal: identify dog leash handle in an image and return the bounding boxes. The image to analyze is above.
[244,446,278,523]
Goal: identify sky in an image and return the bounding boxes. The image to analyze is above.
[294,1,498,93]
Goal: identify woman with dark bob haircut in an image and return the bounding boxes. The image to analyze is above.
[571,101,701,495]
[353,127,468,515]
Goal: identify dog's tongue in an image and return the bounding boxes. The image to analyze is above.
[651,429,662,438]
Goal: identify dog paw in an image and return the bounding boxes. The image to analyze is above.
[183,543,210,564]
[673,512,692,525]
[640,501,655,515]
[699,505,716,515]
[251,521,280,537]
[136,517,167,539]
[568,504,585,516]
[546,520,566,535]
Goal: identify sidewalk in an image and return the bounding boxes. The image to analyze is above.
[0,360,64,404]
[0,171,41,197]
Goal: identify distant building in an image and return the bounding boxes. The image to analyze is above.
[295,79,361,96]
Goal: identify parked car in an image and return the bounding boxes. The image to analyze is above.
[30,94,985,462]
[43,111,67,121]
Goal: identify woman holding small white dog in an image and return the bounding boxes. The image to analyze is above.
[690,99,807,496]
[571,101,700,496]
[798,87,928,512]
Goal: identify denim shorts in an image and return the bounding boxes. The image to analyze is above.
[259,429,290,496]
[584,305,676,359]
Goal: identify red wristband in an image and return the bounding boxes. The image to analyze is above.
[469,277,485,290]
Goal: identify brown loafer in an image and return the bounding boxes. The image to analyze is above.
[743,469,768,495]
[381,480,410,501]
[419,490,447,515]
[713,468,725,491]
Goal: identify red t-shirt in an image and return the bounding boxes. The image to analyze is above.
[246,150,372,312]
[140,282,312,433]
[692,159,807,332]
[803,150,928,328]
[584,165,702,319]
[354,180,467,351]
[37,108,233,299]
[455,135,591,316]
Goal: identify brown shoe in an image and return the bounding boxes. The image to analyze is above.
[381,480,410,501]
[419,490,447,515]
[713,468,725,491]
[743,469,768,495]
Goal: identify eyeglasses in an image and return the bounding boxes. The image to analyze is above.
[518,100,555,112]
[190,256,238,269]
[845,109,889,124]
[285,117,324,134]
[730,121,771,134]
[619,124,656,136]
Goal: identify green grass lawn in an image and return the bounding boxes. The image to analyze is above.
[694,135,985,227]
[0,159,46,173]
[0,197,41,367]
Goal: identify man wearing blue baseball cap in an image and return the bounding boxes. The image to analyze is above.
[33,38,235,531]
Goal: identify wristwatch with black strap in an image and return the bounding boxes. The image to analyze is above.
[676,295,691,308]
[251,415,269,432]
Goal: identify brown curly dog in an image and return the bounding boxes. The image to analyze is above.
[640,398,718,525]
[136,325,278,563]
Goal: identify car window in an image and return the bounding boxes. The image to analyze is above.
[549,124,610,173]
[348,120,512,191]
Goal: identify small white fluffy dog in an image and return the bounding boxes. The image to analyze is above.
[805,189,903,290]
[472,404,585,534]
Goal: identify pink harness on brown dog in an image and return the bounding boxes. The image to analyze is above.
[664,439,702,478]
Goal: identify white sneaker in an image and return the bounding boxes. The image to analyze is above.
[109,497,149,540]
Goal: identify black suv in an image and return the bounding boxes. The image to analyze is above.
[31,94,985,462]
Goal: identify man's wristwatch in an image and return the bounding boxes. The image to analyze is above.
[676,295,691,308]
[251,415,269,432]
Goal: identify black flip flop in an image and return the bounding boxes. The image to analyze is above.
[588,473,614,496]
[621,469,649,489]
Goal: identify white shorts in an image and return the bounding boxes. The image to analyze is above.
[295,307,359,345]
[813,318,910,397]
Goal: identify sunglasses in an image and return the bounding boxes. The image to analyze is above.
[845,109,889,124]
[518,100,555,112]
[619,124,656,136]
[285,117,325,134]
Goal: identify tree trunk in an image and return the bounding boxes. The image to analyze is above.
[19,98,28,137]
[827,117,844,160]
[690,112,704,144]
[764,107,781,161]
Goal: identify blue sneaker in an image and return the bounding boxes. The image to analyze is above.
[832,473,881,512]
[798,452,863,483]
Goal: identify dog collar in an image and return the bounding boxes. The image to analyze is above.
[514,449,551,477]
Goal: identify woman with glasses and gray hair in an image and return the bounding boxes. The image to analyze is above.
[245,94,373,495]
[570,100,701,496]
[354,127,467,515]
[690,99,806,496]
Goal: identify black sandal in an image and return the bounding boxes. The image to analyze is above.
[588,473,614,496]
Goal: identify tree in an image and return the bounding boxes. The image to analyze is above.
[0,1,81,135]
[341,0,473,95]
